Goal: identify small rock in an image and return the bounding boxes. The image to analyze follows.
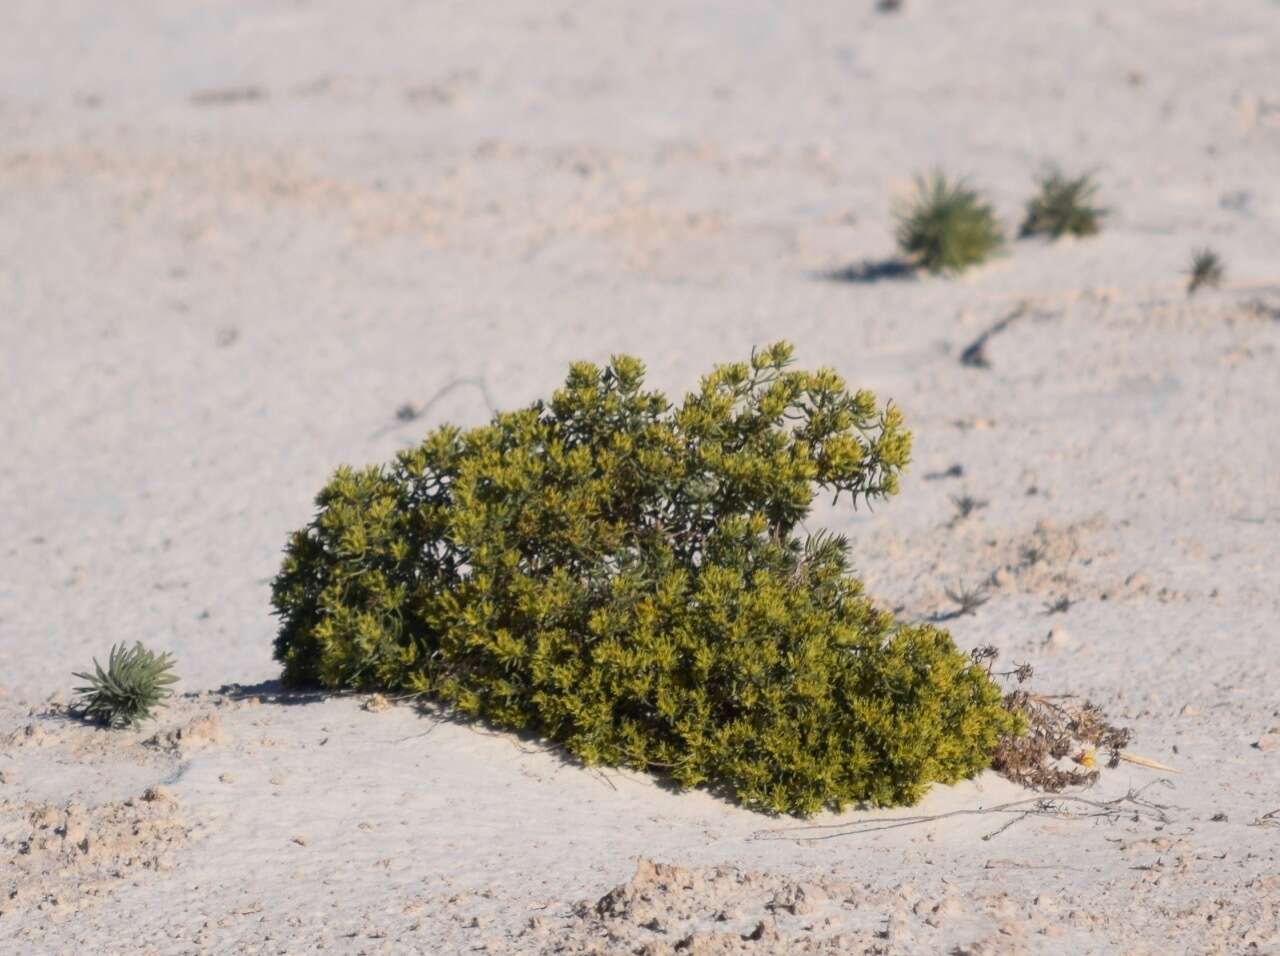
[1211,812,1228,822]
[143,785,175,803]
[218,773,236,784]
[291,834,310,846]
[1254,734,1280,752]
[1180,704,1201,717]
[1043,627,1075,652]
[742,921,780,943]
[364,694,391,713]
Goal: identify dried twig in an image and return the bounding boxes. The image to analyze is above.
[373,376,498,438]
[960,302,1028,368]
[1249,809,1280,829]
[751,781,1177,843]
[1117,751,1181,774]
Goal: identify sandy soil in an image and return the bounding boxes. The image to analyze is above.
[2,1,1279,952]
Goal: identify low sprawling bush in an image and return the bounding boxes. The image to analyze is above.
[1020,167,1106,239]
[896,173,1003,274]
[272,343,1018,814]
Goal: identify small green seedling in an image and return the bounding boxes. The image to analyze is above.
[1187,248,1224,296]
[72,642,178,728]
[1020,167,1106,239]
[896,173,1003,274]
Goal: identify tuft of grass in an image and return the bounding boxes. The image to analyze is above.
[896,173,1003,274]
[72,642,178,729]
[944,582,992,617]
[1187,247,1224,296]
[1020,543,1048,566]
[1020,167,1106,239]
[1044,595,1074,615]
[949,492,988,523]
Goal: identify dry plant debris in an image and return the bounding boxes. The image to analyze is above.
[753,781,1176,843]
[992,690,1132,791]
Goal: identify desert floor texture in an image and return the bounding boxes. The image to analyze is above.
[2,1,1279,953]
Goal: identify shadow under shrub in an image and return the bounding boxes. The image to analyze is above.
[272,343,1018,814]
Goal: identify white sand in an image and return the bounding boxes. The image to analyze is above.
[2,1,1279,951]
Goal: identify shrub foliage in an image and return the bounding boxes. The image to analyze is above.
[896,173,1003,274]
[272,343,1018,814]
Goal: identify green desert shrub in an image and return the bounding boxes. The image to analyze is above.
[1020,167,1106,239]
[272,343,1019,814]
[896,172,1003,274]
[73,642,178,728]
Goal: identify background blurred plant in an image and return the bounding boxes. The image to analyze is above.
[896,173,1003,274]
[1020,167,1106,239]
[1187,247,1224,295]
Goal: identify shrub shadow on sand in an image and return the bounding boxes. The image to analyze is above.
[817,258,917,284]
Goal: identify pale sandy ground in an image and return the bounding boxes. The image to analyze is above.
[3,1,1280,952]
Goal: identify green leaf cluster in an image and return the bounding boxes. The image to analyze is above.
[896,173,1004,274]
[72,642,179,728]
[272,343,1018,814]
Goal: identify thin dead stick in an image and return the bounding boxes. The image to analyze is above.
[1118,751,1181,774]
[751,782,1176,843]
[959,302,1031,368]
[1249,809,1280,829]
[372,376,498,438]
[981,811,1035,841]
